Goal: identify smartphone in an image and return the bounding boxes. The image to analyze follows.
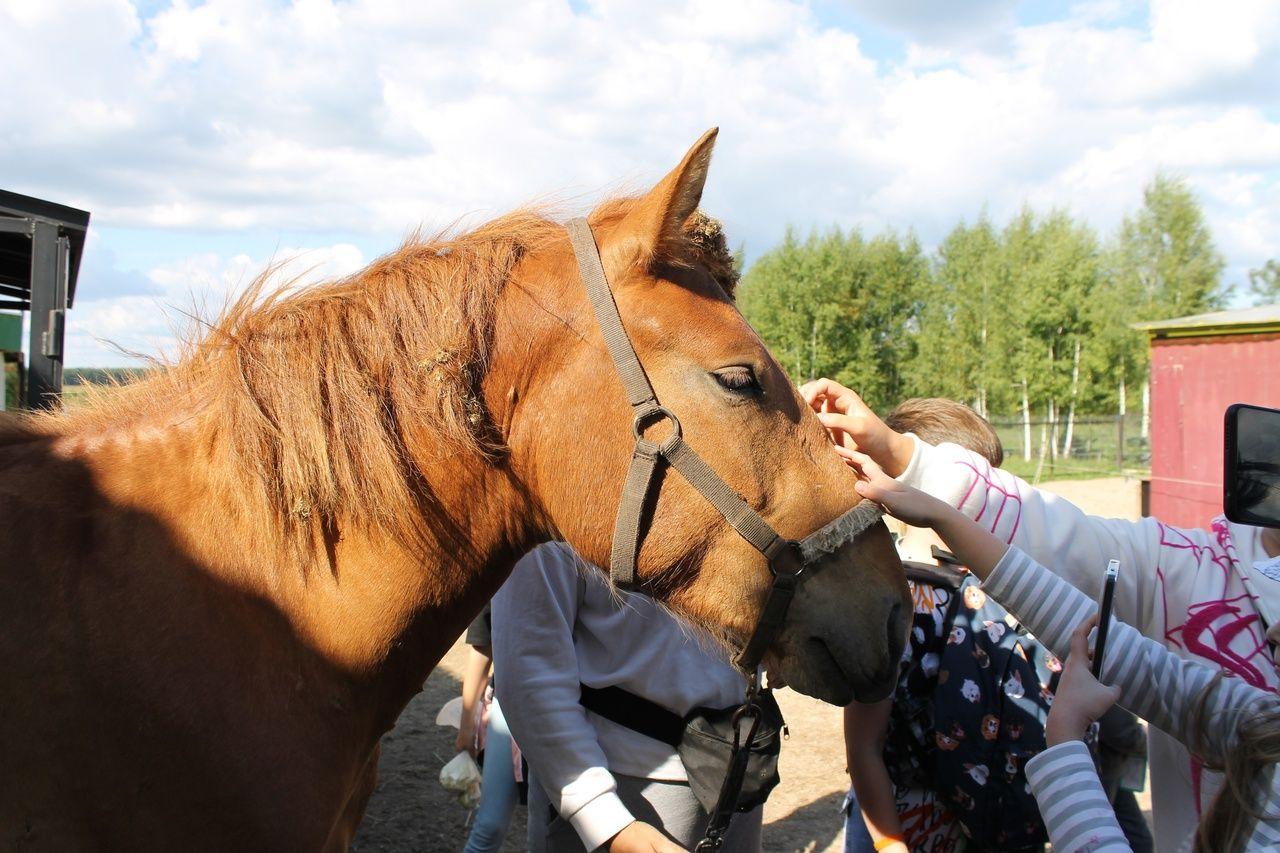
[1224,403,1280,529]
[1092,560,1119,678]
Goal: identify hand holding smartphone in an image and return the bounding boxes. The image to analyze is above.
[1092,559,1119,678]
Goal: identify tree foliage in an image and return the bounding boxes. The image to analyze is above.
[1250,259,1280,306]
[739,173,1230,419]
[1112,173,1226,320]
[737,227,925,412]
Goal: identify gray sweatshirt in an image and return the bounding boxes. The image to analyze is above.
[492,542,746,850]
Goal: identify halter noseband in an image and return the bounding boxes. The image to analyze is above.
[566,218,882,673]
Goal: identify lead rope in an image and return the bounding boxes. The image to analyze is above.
[692,675,765,852]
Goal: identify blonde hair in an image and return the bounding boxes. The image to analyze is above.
[884,397,1003,468]
[1190,675,1280,852]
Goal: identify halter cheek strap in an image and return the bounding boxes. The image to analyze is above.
[566,218,882,673]
[567,220,789,572]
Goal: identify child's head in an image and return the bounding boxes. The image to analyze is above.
[884,398,1004,468]
[881,398,1003,563]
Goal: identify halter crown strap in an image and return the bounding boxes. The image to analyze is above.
[567,219,658,410]
[565,218,888,853]
[567,218,789,583]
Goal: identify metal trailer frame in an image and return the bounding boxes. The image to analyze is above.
[0,189,90,409]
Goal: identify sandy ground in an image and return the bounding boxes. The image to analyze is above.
[353,476,1149,852]
[351,640,851,853]
[352,641,528,853]
[1037,476,1143,522]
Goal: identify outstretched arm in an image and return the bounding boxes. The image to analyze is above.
[844,449,1006,582]
[853,454,1280,767]
[844,700,908,853]
[801,379,1180,636]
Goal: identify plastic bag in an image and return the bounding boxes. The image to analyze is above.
[439,750,482,809]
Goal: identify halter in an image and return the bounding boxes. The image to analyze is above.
[566,218,883,675]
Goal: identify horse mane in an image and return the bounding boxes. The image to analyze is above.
[0,202,739,557]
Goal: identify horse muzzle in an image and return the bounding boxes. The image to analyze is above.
[765,522,909,706]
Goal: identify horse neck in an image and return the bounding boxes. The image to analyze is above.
[68,410,532,727]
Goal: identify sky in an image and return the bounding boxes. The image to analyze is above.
[2,0,1279,367]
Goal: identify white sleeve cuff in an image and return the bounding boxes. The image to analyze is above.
[894,432,929,487]
[567,790,635,852]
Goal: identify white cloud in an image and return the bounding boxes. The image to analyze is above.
[65,243,366,366]
[1148,0,1280,79]
[0,0,1277,364]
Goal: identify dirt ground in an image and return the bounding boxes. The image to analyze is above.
[1037,476,1142,522]
[353,476,1149,853]
[352,640,528,853]
[352,640,850,853]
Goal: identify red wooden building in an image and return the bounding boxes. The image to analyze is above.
[1136,304,1280,529]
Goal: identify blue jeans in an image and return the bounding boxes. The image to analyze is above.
[463,700,518,853]
[842,787,875,853]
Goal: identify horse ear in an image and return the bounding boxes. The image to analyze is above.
[614,127,718,260]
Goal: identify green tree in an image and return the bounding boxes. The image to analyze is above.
[1108,173,1226,436]
[737,228,830,383]
[995,209,1101,463]
[740,171,1227,436]
[908,217,1007,415]
[738,227,928,411]
[1249,259,1280,305]
[1112,172,1226,319]
[1083,255,1143,417]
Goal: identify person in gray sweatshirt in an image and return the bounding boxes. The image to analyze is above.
[492,543,763,853]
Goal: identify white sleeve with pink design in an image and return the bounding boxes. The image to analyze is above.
[896,433,1268,645]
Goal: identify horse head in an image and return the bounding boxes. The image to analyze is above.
[495,130,908,704]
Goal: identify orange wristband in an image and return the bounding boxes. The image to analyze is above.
[873,837,904,852]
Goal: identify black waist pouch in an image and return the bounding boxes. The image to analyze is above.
[677,690,785,813]
[580,684,784,814]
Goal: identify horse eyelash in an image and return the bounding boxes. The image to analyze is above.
[714,367,759,392]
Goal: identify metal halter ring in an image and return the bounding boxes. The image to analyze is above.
[631,404,682,444]
[764,539,806,582]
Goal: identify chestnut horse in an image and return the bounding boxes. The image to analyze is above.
[0,130,906,850]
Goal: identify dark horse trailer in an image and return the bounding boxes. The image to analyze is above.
[0,189,89,410]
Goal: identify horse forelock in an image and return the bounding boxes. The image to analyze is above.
[682,211,740,299]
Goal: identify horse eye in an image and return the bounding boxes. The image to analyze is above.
[713,366,760,393]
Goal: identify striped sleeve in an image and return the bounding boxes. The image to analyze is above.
[1024,741,1130,852]
[984,547,1280,770]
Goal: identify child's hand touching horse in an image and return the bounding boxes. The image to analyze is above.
[800,379,915,477]
[842,450,948,527]
[839,450,1010,583]
[853,454,1126,743]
